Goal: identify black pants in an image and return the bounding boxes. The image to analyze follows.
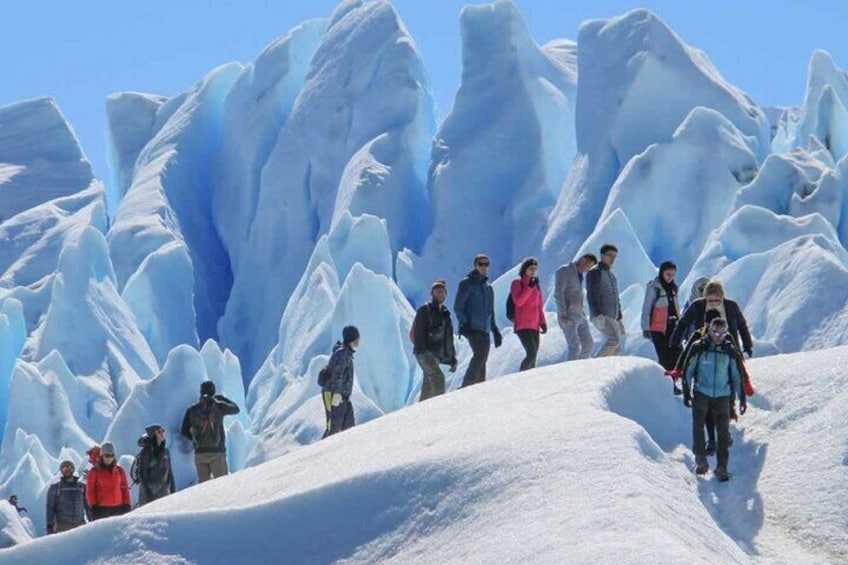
[461,330,490,387]
[516,329,540,371]
[322,392,355,438]
[692,392,731,470]
[650,330,682,371]
[90,505,129,520]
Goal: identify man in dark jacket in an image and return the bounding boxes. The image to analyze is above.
[681,318,746,481]
[136,425,176,506]
[181,381,240,483]
[413,280,458,401]
[454,254,502,387]
[46,461,86,534]
[670,281,753,357]
[322,326,359,438]
[587,244,625,357]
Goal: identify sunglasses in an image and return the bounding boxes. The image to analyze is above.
[711,330,728,337]
[476,262,490,267]
[706,298,722,304]
[102,454,114,459]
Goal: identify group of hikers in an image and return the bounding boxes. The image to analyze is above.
[320,245,754,481]
[39,381,240,534]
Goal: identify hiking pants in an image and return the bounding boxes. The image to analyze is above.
[692,392,731,470]
[195,452,229,483]
[416,352,446,401]
[54,521,83,533]
[322,392,355,438]
[461,330,490,387]
[560,317,593,361]
[592,315,624,357]
[516,329,540,371]
[650,331,682,371]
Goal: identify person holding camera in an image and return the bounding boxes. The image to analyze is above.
[510,258,547,371]
[413,280,458,400]
[181,381,240,483]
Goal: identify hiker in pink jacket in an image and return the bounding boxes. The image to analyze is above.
[510,257,547,371]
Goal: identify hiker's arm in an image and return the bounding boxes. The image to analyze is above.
[181,410,192,440]
[214,396,240,415]
[120,468,131,507]
[736,305,753,354]
[454,281,469,328]
[169,461,176,494]
[85,470,97,508]
[412,307,427,345]
[586,270,601,318]
[46,484,56,531]
[554,267,568,315]
[511,279,533,307]
[670,304,694,348]
[641,282,654,332]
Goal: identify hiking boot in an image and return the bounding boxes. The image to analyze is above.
[714,467,730,482]
[694,457,709,475]
[705,442,716,456]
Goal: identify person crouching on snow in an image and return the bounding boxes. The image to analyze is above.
[681,318,746,481]
[321,325,359,438]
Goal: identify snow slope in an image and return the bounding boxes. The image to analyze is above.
[3,349,846,563]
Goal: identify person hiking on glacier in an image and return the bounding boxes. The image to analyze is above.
[135,425,176,506]
[412,280,458,401]
[85,442,131,519]
[671,280,753,359]
[454,254,502,387]
[181,381,240,482]
[46,461,86,534]
[642,261,683,392]
[510,257,547,371]
[321,325,359,438]
[555,253,598,361]
[587,244,625,357]
[681,317,746,481]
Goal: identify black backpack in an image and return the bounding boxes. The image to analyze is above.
[506,293,515,322]
[189,398,222,450]
[317,363,332,386]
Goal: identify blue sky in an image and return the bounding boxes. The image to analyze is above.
[2,0,847,197]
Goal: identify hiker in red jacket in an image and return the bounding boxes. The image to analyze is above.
[510,257,547,371]
[85,442,131,519]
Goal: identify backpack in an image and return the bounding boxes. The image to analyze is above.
[189,398,222,450]
[317,363,332,386]
[506,293,515,322]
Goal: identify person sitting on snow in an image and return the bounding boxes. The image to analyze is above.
[46,460,86,534]
[681,318,746,481]
[181,381,240,483]
[136,425,176,506]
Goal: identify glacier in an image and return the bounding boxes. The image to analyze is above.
[3,0,848,556]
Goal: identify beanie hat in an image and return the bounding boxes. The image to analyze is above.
[200,380,216,396]
[100,442,115,456]
[145,424,164,438]
[342,325,360,344]
[430,280,447,293]
[59,460,75,471]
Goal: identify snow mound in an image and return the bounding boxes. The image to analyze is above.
[8,348,848,562]
[544,9,769,267]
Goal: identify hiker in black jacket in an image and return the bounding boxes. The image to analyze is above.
[46,461,86,534]
[181,381,240,483]
[670,280,753,357]
[136,425,176,506]
[322,326,359,438]
[413,280,458,400]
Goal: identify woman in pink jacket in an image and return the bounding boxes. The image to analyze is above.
[510,257,547,371]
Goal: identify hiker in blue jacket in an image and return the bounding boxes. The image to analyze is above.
[322,326,359,438]
[454,254,502,387]
[681,317,746,481]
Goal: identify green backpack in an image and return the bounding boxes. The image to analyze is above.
[190,398,222,450]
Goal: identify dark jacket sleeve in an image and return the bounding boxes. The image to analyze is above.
[445,311,457,364]
[181,408,193,440]
[120,467,131,507]
[46,483,57,528]
[214,395,240,415]
[586,270,601,318]
[168,451,176,494]
[670,300,700,348]
[412,306,428,346]
[489,286,498,333]
[730,301,753,353]
[454,279,469,328]
[137,449,152,492]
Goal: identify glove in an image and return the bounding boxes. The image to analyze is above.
[739,397,747,415]
[683,393,692,408]
[449,362,457,373]
[744,349,753,359]
[46,524,54,535]
[643,330,652,339]
[331,393,343,407]
[529,277,539,287]
[540,323,547,334]
[493,329,503,348]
